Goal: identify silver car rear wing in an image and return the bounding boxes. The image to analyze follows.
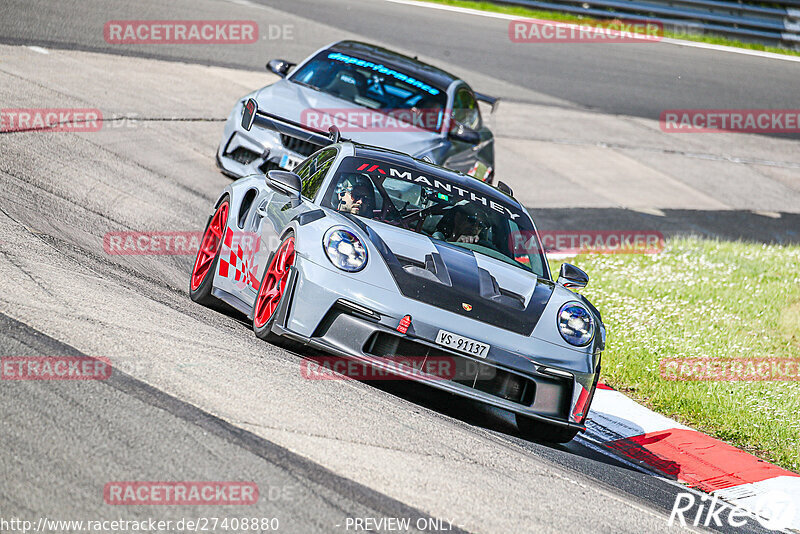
[474,92,500,114]
[241,98,334,148]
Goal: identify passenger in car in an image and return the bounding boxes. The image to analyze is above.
[432,204,488,244]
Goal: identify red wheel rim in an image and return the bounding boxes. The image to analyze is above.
[254,237,296,328]
[191,201,229,291]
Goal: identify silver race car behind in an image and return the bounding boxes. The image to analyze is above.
[194,122,604,443]
[217,40,497,183]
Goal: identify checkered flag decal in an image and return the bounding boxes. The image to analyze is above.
[218,228,260,290]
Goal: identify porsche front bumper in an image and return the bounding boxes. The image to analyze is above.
[269,255,597,431]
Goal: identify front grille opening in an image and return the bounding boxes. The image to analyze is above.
[226,146,259,165]
[311,308,342,339]
[365,332,535,405]
[280,134,318,157]
[465,369,534,405]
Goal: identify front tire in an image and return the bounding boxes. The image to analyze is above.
[253,232,296,342]
[190,196,230,308]
[516,415,579,444]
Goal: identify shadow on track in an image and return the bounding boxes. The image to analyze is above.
[530,207,800,245]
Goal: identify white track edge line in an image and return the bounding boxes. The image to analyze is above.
[384,0,800,63]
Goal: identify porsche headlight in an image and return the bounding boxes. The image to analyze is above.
[324,227,367,272]
[557,302,594,346]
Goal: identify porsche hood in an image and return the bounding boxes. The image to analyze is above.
[342,215,554,336]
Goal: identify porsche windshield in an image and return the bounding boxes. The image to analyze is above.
[290,51,447,133]
[322,157,548,277]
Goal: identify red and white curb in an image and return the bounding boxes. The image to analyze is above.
[584,383,800,531]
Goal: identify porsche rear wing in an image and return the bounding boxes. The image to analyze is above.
[241,98,339,148]
[474,92,499,114]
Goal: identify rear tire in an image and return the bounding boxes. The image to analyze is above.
[516,415,579,444]
[253,232,296,343]
[189,195,230,308]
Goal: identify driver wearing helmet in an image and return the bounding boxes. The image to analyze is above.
[432,203,488,244]
[336,175,376,218]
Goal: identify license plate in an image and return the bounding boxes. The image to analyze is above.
[435,329,490,359]
[279,153,303,171]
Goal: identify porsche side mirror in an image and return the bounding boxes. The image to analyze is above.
[267,170,301,198]
[448,123,481,145]
[557,263,588,289]
[266,59,294,78]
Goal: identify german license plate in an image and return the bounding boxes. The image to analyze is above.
[435,329,490,359]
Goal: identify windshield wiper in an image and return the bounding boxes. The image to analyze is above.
[291,79,321,92]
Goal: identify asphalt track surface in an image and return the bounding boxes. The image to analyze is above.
[0,1,797,533]
[3,0,799,244]
[2,0,798,119]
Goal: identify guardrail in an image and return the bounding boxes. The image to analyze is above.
[497,0,800,47]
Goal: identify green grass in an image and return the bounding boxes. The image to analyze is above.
[421,0,800,57]
[548,237,800,471]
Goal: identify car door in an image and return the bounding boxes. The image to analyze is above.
[443,85,494,181]
[242,147,338,309]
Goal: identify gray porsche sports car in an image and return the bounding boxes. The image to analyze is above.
[193,122,604,443]
[216,40,497,183]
